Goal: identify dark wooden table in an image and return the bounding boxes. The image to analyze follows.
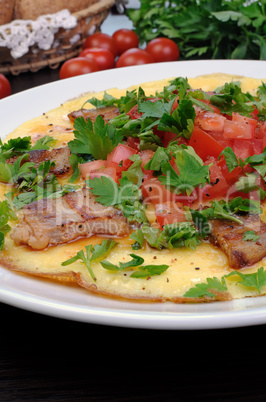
[1,67,266,402]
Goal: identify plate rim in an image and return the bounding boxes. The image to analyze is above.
[1,59,266,330]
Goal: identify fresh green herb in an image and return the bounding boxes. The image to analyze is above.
[210,82,255,116]
[184,267,266,298]
[225,267,266,294]
[101,253,169,278]
[158,147,210,196]
[101,253,144,271]
[0,200,17,250]
[243,230,260,242]
[130,228,145,250]
[183,277,228,299]
[87,162,148,224]
[68,115,123,160]
[127,0,266,60]
[61,239,117,281]
[137,221,201,251]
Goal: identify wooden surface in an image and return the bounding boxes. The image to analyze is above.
[1,67,266,402]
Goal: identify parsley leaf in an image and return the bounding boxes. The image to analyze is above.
[183,277,228,298]
[101,252,169,278]
[68,116,123,160]
[158,147,209,195]
[226,267,266,294]
[243,230,260,242]
[0,200,17,250]
[61,239,117,282]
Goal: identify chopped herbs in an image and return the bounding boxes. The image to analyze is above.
[184,267,266,298]
[61,239,117,281]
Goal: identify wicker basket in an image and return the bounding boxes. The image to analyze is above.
[0,0,115,75]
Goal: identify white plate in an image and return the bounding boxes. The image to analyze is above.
[0,60,266,330]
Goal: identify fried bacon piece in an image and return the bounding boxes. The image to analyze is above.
[68,106,120,124]
[209,214,266,268]
[7,147,71,177]
[10,188,129,250]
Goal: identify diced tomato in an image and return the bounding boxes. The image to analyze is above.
[139,149,154,178]
[189,126,224,161]
[210,131,233,149]
[200,159,229,201]
[217,158,242,185]
[223,119,254,140]
[127,104,142,120]
[155,201,186,228]
[157,130,178,147]
[252,138,263,155]
[171,96,178,112]
[106,143,137,173]
[142,178,173,205]
[79,159,106,179]
[141,177,197,206]
[195,111,225,132]
[258,121,266,139]
[126,136,140,150]
[232,139,254,160]
[251,107,259,121]
[232,113,257,137]
[200,99,221,115]
[89,167,118,182]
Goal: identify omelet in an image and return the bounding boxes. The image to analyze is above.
[1,72,266,303]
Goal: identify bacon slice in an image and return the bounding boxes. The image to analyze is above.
[7,147,71,177]
[209,214,266,268]
[10,188,129,250]
[68,106,120,124]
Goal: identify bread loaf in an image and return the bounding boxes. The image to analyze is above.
[0,0,15,24]
[8,0,98,22]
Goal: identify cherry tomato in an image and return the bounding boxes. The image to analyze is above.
[112,29,139,56]
[116,48,154,68]
[59,57,98,79]
[146,38,180,62]
[79,47,115,70]
[83,33,118,57]
[0,74,11,99]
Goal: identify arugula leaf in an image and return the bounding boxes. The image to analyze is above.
[61,239,117,282]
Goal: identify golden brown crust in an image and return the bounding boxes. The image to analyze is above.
[0,0,15,24]
[13,0,98,20]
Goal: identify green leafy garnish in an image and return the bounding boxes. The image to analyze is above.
[184,277,228,298]
[0,200,17,250]
[158,147,209,196]
[101,253,169,278]
[61,239,117,281]
[184,267,266,299]
[226,267,266,294]
[243,230,260,242]
[68,115,123,160]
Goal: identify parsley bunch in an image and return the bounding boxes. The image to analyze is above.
[127,0,266,60]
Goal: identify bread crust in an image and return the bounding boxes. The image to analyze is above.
[0,0,15,24]
[13,0,98,21]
